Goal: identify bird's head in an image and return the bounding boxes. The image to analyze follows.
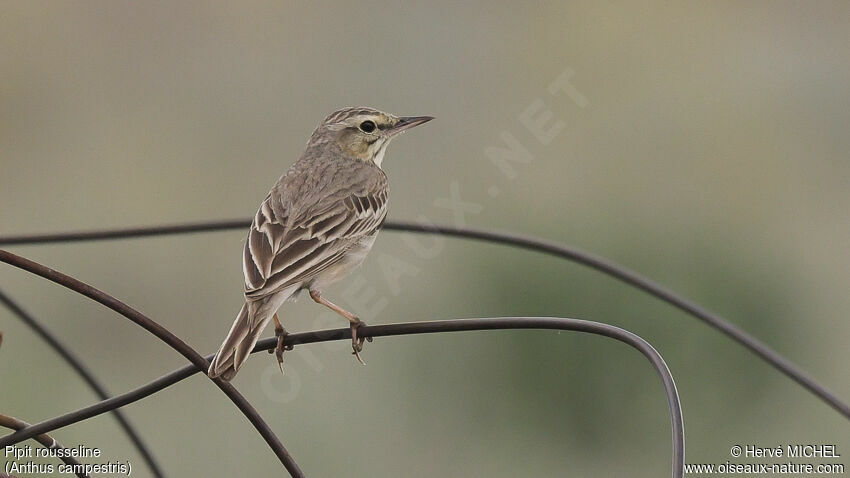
[309,107,433,167]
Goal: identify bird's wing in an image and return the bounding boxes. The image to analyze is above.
[242,173,388,300]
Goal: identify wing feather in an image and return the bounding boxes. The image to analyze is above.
[242,170,388,299]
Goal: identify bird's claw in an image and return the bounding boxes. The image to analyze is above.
[350,319,370,365]
[270,316,291,373]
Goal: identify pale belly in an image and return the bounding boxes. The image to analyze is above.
[306,233,378,291]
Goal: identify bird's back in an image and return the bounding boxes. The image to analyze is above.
[273,150,388,229]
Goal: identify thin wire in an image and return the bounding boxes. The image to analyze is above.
[0,318,685,478]
[0,219,846,419]
[385,221,850,420]
[0,219,248,246]
[0,250,305,478]
[0,413,89,478]
[0,288,166,478]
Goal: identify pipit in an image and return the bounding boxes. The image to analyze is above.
[208,107,432,380]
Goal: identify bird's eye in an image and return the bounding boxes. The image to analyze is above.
[359,120,376,133]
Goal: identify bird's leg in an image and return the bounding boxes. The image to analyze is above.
[309,289,371,365]
[267,313,292,372]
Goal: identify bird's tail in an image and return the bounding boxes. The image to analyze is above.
[208,303,272,381]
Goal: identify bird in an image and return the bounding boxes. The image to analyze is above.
[208,106,433,381]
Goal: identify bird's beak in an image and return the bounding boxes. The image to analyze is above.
[388,115,434,136]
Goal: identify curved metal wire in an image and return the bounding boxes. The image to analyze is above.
[0,218,846,419]
[0,250,305,478]
[384,221,850,420]
[0,288,166,478]
[0,413,89,478]
[0,319,686,478]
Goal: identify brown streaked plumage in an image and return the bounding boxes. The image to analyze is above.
[208,107,433,380]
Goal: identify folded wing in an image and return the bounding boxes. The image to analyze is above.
[242,179,388,300]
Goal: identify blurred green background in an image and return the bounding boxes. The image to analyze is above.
[2,1,849,476]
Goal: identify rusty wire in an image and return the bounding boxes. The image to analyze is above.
[2,218,849,476]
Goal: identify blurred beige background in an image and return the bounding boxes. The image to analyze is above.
[1,1,849,476]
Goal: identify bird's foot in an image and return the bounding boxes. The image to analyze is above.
[350,319,373,365]
[267,314,293,373]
